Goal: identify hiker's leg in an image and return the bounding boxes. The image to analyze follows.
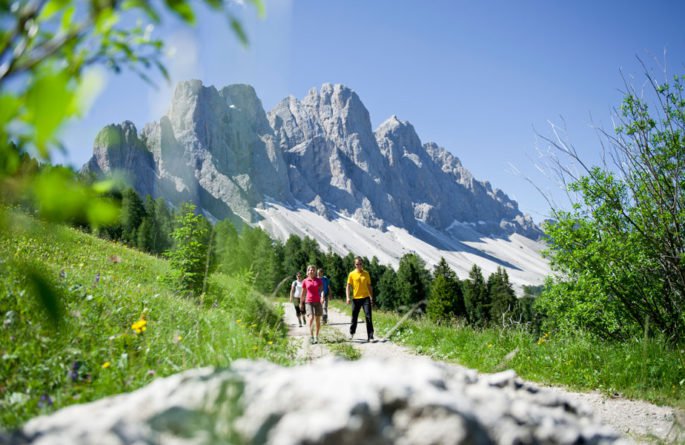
[306,304,315,335]
[322,296,328,323]
[362,297,374,339]
[350,298,362,336]
[294,299,302,324]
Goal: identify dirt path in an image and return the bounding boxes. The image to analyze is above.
[282,302,682,444]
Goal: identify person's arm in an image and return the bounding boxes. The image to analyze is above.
[369,282,373,304]
[346,282,351,305]
[289,282,294,302]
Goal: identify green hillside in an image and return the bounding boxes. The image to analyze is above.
[0,215,292,428]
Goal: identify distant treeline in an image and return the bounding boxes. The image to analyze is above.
[79,184,541,329]
[9,154,542,329]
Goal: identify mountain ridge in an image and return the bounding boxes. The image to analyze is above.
[82,80,548,287]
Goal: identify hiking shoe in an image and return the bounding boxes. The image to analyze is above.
[349,333,354,341]
[310,336,315,344]
[369,337,376,343]
[314,337,319,344]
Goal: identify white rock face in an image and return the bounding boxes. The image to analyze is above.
[9,358,625,445]
[82,81,547,280]
[84,80,539,236]
[269,85,540,238]
[85,80,293,224]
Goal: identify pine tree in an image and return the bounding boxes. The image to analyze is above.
[214,219,239,274]
[488,267,517,326]
[166,203,211,296]
[464,264,489,327]
[301,236,323,267]
[324,249,346,300]
[136,216,154,252]
[120,188,146,247]
[396,253,431,312]
[376,268,399,310]
[325,249,349,298]
[427,257,464,323]
[283,235,307,277]
[152,197,173,254]
[250,228,279,292]
[268,240,286,295]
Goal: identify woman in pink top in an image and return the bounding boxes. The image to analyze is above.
[300,265,323,344]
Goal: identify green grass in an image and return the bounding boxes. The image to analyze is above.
[330,300,685,407]
[319,324,361,361]
[0,215,293,429]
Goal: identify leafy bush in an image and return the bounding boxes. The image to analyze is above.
[540,73,685,342]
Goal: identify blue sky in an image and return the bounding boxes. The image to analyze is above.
[59,0,685,222]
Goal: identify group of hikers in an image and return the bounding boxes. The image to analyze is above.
[289,256,376,344]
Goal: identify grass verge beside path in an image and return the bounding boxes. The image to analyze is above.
[330,300,685,408]
[0,216,292,429]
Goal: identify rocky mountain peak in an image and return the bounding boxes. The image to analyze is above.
[84,81,542,241]
[220,84,272,134]
[375,115,423,166]
[301,83,373,143]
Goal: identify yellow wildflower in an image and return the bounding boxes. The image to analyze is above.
[537,332,549,345]
[236,319,241,324]
[102,361,111,369]
[131,318,147,334]
[267,341,273,345]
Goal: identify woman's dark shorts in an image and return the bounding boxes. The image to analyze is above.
[305,302,323,317]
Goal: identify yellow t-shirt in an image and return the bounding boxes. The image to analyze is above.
[347,269,372,299]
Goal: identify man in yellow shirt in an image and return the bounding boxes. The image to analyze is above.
[346,256,375,342]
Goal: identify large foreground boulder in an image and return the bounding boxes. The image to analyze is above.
[4,358,625,444]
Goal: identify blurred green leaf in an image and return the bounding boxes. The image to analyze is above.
[32,168,89,222]
[39,0,72,21]
[153,59,169,82]
[91,178,117,194]
[122,0,161,23]
[0,144,21,177]
[95,7,119,34]
[86,198,120,227]
[0,94,21,130]
[204,0,222,9]
[59,4,76,34]
[164,0,195,24]
[230,17,248,47]
[251,0,266,19]
[25,264,64,328]
[73,68,106,117]
[24,69,74,156]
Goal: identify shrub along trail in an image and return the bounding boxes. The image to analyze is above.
[282,301,681,444]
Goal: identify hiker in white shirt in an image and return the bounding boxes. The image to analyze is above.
[289,271,305,327]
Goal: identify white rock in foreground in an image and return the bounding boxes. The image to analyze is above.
[7,358,626,444]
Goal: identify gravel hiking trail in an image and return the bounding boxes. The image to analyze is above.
[282,302,683,444]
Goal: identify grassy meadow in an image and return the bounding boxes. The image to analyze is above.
[2,212,683,431]
[0,215,294,429]
[330,300,685,408]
